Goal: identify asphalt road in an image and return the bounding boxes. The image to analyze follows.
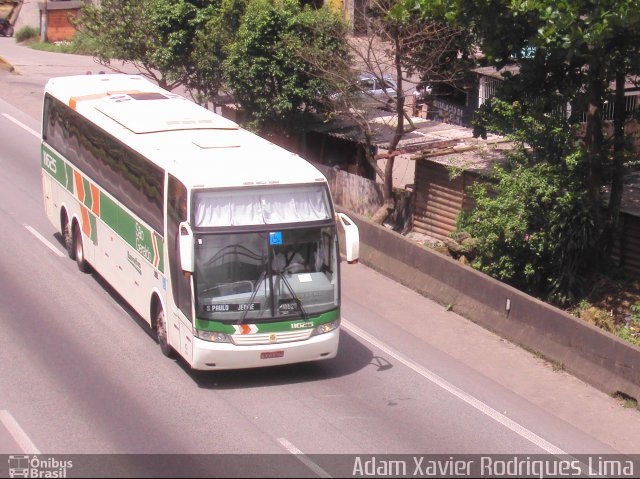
[0,37,639,476]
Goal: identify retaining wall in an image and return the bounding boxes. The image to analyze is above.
[342,210,640,400]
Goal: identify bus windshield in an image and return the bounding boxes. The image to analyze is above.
[194,226,338,322]
[193,184,331,227]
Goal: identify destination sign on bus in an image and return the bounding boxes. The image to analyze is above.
[278,300,300,314]
[203,303,261,312]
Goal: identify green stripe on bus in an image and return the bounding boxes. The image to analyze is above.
[82,177,92,210]
[42,146,68,189]
[154,234,164,272]
[100,192,119,231]
[41,146,74,193]
[194,309,341,333]
[42,145,164,274]
[89,213,97,244]
[65,163,74,192]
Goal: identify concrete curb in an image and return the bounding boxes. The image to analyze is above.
[0,54,14,73]
[340,209,640,401]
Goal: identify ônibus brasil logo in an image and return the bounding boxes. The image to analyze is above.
[7,455,72,478]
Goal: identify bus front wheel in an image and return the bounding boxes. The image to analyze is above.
[73,225,91,273]
[155,307,175,358]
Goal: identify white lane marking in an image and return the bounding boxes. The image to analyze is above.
[277,437,332,478]
[1,113,40,139]
[0,410,41,454]
[25,225,65,257]
[341,319,567,455]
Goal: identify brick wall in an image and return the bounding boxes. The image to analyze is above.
[46,7,79,42]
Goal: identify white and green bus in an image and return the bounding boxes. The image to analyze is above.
[41,74,359,370]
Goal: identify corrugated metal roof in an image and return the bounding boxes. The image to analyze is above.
[415,142,510,174]
[311,112,511,178]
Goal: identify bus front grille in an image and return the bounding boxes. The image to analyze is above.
[230,329,313,346]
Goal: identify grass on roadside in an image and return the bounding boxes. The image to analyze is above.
[612,392,639,409]
[19,30,100,56]
[434,235,640,348]
[15,25,37,43]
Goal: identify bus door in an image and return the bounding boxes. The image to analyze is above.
[167,175,193,361]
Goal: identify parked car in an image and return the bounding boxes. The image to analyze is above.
[354,72,398,110]
[0,19,13,37]
[328,72,398,112]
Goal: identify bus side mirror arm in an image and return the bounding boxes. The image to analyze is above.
[179,222,195,273]
[336,213,359,264]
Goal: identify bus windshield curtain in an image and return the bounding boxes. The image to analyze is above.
[194,186,330,227]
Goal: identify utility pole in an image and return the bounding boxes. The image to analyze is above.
[40,0,48,43]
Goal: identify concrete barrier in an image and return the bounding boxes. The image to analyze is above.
[341,209,640,400]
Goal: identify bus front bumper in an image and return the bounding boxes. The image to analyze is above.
[191,328,340,370]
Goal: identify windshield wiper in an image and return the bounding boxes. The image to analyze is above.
[275,271,308,320]
[238,270,266,325]
[237,268,308,324]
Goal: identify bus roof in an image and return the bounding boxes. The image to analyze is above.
[44,74,328,191]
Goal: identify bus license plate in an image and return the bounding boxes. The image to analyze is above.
[261,351,284,359]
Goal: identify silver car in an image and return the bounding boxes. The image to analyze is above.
[355,72,398,110]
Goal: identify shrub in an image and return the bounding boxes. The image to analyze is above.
[15,25,38,43]
[67,30,101,55]
[461,157,599,305]
[619,303,640,346]
[459,98,603,306]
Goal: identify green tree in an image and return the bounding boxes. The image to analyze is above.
[77,0,218,96]
[369,0,472,219]
[307,0,470,223]
[192,0,249,105]
[452,0,640,251]
[403,0,640,299]
[461,100,597,303]
[224,0,349,134]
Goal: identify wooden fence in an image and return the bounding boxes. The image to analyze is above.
[612,213,640,280]
[412,161,477,240]
[312,163,384,218]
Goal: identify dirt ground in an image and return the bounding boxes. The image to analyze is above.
[572,276,640,346]
[420,230,640,348]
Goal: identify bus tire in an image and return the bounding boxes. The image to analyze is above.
[73,224,91,273]
[155,306,175,358]
[63,214,75,259]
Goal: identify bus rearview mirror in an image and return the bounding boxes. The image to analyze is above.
[336,213,359,264]
[179,222,195,273]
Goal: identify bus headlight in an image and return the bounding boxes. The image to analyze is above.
[195,330,230,343]
[312,319,340,336]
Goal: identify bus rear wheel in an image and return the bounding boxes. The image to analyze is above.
[73,225,91,273]
[63,215,75,259]
[155,307,175,358]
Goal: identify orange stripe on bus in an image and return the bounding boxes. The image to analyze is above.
[81,206,91,237]
[68,90,148,110]
[90,184,100,216]
[152,232,159,267]
[73,171,84,203]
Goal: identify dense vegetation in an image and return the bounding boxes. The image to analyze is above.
[59,0,640,343]
[400,0,640,305]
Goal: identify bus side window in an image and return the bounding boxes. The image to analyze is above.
[168,175,192,320]
[42,95,51,141]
